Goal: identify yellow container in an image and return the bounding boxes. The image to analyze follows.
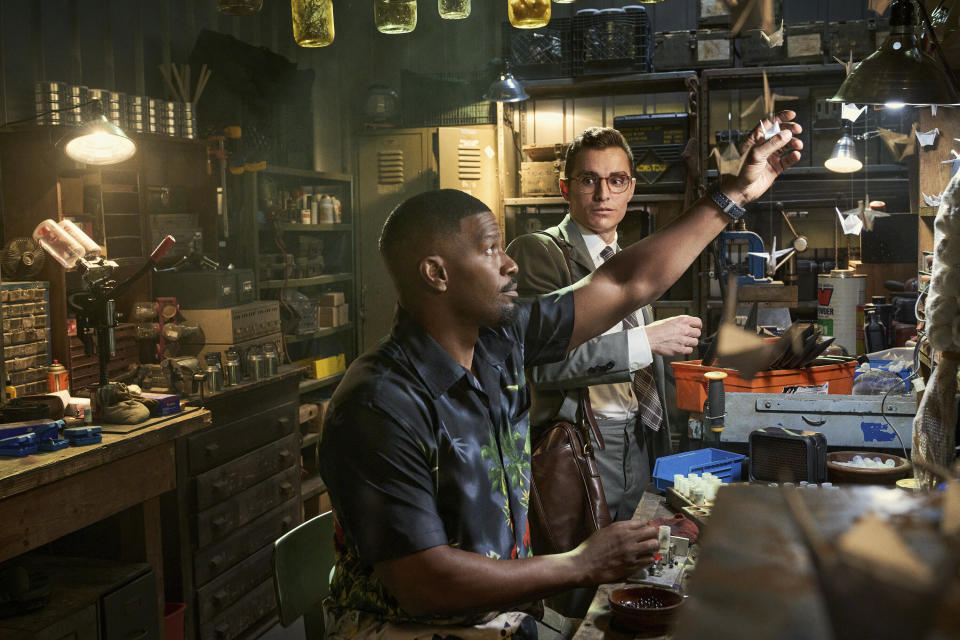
[306,354,346,379]
[292,0,335,47]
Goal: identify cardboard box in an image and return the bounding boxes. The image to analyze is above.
[317,304,349,328]
[520,161,563,197]
[300,354,346,380]
[181,301,281,344]
[317,292,345,306]
[139,391,181,416]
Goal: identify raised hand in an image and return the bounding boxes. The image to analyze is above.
[728,109,803,206]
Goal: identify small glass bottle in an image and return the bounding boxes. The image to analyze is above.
[292,0,335,47]
[376,0,418,33]
[439,0,470,19]
[508,0,550,29]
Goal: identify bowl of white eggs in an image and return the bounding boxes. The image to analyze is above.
[826,451,912,485]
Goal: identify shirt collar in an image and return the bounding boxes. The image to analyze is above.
[390,305,516,398]
[572,219,618,263]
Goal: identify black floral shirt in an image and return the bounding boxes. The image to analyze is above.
[319,291,574,633]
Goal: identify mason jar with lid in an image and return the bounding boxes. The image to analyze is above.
[439,0,470,19]
[292,0,335,47]
[375,0,417,33]
[508,0,550,29]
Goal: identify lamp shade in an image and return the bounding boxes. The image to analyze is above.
[830,0,960,106]
[483,71,529,103]
[824,134,862,173]
[64,113,136,166]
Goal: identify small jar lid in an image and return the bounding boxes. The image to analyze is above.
[599,7,625,13]
[576,8,599,14]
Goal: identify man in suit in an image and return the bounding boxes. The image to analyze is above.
[507,126,702,528]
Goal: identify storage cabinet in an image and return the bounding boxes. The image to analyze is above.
[164,370,301,640]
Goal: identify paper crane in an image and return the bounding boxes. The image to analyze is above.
[748,236,795,275]
[922,192,943,207]
[837,206,864,236]
[916,128,940,149]
[942,146,960,177]
[711,142,745,177]
[879,123,919,161]
[742,70,798,138]
[859,202,890,232]
[760,20,784,48]
[841,103,867,123]
[834,52,856,76]
[869,0,892,16]
[721,0,776,36]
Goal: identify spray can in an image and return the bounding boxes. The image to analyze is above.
[47,360,69,392]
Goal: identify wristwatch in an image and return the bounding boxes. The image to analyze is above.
[708,186,746,221]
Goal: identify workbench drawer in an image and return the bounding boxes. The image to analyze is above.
[196,544,273,624]
[193,497,299,587]
[195,466,300,548]
[0,604,98,640]
[199,577,276,640]
[101,570,159,640]
[186,401,296,475]
[194,432,299,510]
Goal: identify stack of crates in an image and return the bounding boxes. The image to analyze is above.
[614,113,689,189]
[2,282,52,397]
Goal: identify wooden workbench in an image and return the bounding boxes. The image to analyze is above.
[0,408,211,619]
[574,491,692,640]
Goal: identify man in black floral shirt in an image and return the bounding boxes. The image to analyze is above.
[320,112,803,640]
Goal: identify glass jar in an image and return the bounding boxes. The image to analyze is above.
[375,0,418,34]
[292,0,335,47]
[439,0,470,19]
[217,0,263,15]
[508,0,550,29]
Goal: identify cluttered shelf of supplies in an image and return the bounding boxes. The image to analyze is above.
[236,164,356,521]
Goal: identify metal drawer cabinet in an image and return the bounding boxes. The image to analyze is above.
[198,578,276,640]
[194,432,299,510]
[196,545,273,624]
[102,570,159,640]
[186,401,296,475]
[0,604,98,640]
[195,466,300,548]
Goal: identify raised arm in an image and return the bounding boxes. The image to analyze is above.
[567,111,803,350]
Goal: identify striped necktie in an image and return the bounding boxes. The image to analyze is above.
[598,245,663,432]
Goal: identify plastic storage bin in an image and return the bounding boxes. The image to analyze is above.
[671,359,856,412]
[652,448,746,491]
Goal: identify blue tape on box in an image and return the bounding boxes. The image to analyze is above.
[139,392,181,416]
[64,426,102,446]
[0,432,39,457]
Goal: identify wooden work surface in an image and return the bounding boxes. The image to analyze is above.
[574,491,693,640]
[0,408,210,563]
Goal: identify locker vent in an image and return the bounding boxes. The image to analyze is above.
[458,147,482,181]
[378,150,404,184]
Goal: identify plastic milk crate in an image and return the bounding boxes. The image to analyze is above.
[652,448,746,491]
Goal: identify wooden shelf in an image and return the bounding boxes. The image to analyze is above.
[259,273,353,289]
[260,223,352,232]
[285,323,354,344]
[299,372,344,394]
[504,193,684,206]
[301,432,321,449]
[259,165,352,183]
[301,474,327,501]
[523,71,696,98]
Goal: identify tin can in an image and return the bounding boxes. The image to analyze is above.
[47,360,69,392]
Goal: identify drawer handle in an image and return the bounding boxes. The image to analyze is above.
[279,482,293,497]
[802,416,826,427]
[216,624,230,639]
[205,443,219,456]
[126,630,149,640]
[278,449,293,462]
[213,589,228,606]
[278,417,289,427]
[212,516,229,531]
[212,480,227,495]
[209,554,224,570]
[281,516,293,530]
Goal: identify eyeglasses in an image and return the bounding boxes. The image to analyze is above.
[565,172,634,194]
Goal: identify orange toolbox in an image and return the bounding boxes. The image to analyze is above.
[670,360,857,413]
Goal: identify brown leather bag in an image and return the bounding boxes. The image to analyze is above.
[528,389,612,555]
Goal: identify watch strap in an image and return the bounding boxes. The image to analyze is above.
[708,187,745,220]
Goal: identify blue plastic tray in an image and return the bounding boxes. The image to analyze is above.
[652,448,746,491]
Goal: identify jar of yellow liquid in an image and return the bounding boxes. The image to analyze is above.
[439,0,470,19]
[508,0,550,28]
[292,0,335,47]
[376,0,418,33]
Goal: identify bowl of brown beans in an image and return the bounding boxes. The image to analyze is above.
[608,586,685,631]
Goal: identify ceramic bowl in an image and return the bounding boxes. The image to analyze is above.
[826,451,911,485]
[608,585,684,631]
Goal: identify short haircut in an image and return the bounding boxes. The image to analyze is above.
[563,126,634,179]
[379,188,491,280]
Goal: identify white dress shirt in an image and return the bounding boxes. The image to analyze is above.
[574,222,653,422]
